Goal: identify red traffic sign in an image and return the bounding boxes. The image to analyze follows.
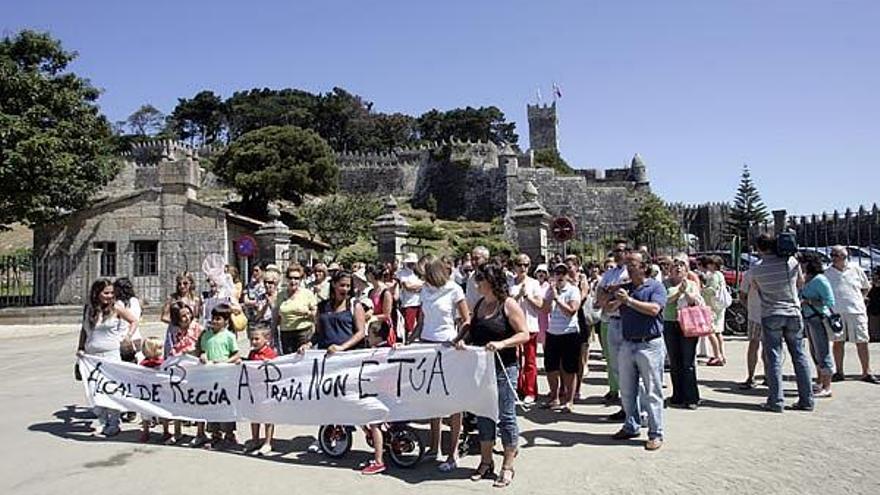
[551,216,576,242]
[234,235,259,258]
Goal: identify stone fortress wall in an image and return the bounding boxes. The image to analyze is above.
[104,102,653,237]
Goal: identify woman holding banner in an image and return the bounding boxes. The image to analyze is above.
[454,262,529,488]
[414,255,470,472]
[76,279,140,437]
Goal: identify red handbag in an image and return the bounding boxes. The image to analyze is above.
[678,305,715,338]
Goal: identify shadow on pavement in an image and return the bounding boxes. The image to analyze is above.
[27,406,491,484]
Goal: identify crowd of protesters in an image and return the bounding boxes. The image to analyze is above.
[75,236,880,484]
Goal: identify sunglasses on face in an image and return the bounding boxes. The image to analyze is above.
[515,262,530,267]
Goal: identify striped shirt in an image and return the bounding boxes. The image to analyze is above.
[750,254,802,318]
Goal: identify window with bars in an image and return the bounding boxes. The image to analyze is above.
[94,242,117,277]
[133,241,159,276]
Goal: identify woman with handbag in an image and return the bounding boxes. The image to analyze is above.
[664,255,703,409]
[800,253,836,398]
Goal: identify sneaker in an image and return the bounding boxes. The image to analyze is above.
[814,389,833,398]
[361,461,386,475]
[831,372,845,382]
[257,443,273,456]
[860,374,879,384]
[438,459,457,473]
[243,439,260,452]
[645,438,663,451]
[523,396,536,405]
[307,440,322,453]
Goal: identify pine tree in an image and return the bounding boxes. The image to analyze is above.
[726,164,769,244]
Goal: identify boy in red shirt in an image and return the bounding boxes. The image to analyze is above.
[245,326,277,455]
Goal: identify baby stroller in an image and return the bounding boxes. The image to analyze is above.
[456,412,480,457]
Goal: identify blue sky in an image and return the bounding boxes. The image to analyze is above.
[4,0,878,216]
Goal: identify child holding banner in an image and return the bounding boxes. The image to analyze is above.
[138,337,171,443]
[245,326,277,456]
[193,303,241,449]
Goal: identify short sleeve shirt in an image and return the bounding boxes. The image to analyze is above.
[199,329,238,362]
[620,279,667,340]
[420,280,466,342]
[548,283,581,335]
[278,288,318,333]
[750,255,801,318]
[801,274,835,318]
[509,276,544,333]
[825,264,870,315]
[248,345,278,361]
[397,268,422,308]
[598,266,630,319]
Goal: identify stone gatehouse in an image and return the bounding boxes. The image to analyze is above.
[33,141,326,305]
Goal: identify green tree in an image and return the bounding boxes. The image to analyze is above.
[726,164,769,245]
[225,88,318,140]
[0,30,118,229]
[297,195,383,250]
[125,104,165,135]
[630,193,682,251]
[416,106,518,145]
[168,90,226,144]
[533,148,575,175]
[213,125,337,214]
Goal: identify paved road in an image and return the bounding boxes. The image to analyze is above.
[2,326,879,495]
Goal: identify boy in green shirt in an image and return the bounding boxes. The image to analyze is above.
[195,303,241,449]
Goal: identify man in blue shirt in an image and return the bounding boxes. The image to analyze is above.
[611,252,667,451]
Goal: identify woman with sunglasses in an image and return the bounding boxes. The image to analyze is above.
[453,262,529,488]
[273,263,318,355]
[663,254,702,409]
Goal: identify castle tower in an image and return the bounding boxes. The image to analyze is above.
[630,153,649,186]
[527,101,558,152]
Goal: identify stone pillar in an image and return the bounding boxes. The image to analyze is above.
[510,181,551,263]
[772,209,787,234]
[254,205,292,272]
[372,196,410,263]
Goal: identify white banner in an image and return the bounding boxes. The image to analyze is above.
[78,344,499,424]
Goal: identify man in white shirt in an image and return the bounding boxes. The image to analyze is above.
[397,252,423,342]
[509,253,545,404]
[465,246,490,311]
[826,245,877,383]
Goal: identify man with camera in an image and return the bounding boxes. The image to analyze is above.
[610,252,667,451]
[749,233,813,412]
